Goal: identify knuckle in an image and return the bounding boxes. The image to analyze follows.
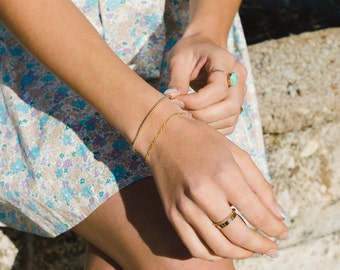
[232,236,252,249]
[224,50,236,62]
[168,53,185,67]
[186,183,209,203]
[262,180,274,195]
[212,244,232,258]
[229,104,242,116]
[251,211,268,227]
[213,165,229,181]
[221,164,241,181]
[218,84,228,96]
[176,200,194,217]
[230,118,238,128]
[193,111,208,123]
[165,205,179,222]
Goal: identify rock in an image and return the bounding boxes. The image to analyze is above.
[236,28,340,268]
[248,28,340,134]
[0,230,17,270]
[300,140,319,158]
[236,232,340,270]
[264,122,339,249]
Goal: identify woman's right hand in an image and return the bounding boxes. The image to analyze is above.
[147,115,288,260]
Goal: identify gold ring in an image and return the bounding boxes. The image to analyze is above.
[213,209,237,230]
[209,69,238,87]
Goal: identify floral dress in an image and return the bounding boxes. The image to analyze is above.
[0,0,269,237]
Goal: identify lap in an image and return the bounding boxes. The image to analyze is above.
[73,176,234,270]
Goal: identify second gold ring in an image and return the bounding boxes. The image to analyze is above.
[210,69,238,87]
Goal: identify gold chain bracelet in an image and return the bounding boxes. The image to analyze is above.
[144,111,190,164]
[132,96,168,152]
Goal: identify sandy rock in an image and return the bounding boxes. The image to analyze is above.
[236,232,340,270]
[249,28,340,134]
[0,230,17,270]
[236,28,340,269]
[236,121,340,270]
[265,122,339,245]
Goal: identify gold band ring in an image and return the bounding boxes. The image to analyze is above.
[210,69,238,87]
[213,209,237,230]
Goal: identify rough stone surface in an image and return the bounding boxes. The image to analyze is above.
[0,231,17,270]
[236,232,340,270]
[235,27,340,270]
[250,28,339,134]
[236,121,340,270]
[0,28,339,270]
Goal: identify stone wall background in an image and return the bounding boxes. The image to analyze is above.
[0,26,339,270]
[236,27,340,270]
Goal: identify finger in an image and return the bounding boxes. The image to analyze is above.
[229,188,288,240]
[209,116,239,130]
[219,212,279,257]
[176,196,255,259]
[176,80,228,110]
[231,145,291,224]
[190,100,241,125]
[168,207,223,261]
[204,115,239,135]
[177,65,247,111]
[211,114,240,135]
[182,179,279,257]
[216,160,288,240]
[167,56,197,98]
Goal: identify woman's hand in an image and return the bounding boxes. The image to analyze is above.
[147,115,289,260]
[165,34,247,135]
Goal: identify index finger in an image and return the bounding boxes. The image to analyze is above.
[221,141,289,239]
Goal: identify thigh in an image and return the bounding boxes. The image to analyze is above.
[73,176,234,270]
[85,242,122,270]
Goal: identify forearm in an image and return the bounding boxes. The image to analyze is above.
[0,0,177,151]
[185,0,242,47]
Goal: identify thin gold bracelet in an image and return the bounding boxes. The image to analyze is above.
[132,96,168,152]
[144,111,190,165]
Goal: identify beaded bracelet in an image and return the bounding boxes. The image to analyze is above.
[144,111,191,164]
[132,96,168,152]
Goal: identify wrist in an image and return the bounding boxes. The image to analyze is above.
[132,97,184,157]
[144,111,191,164]
[186,0,241,48]
[183,20,229,48]
[146,112,196,167]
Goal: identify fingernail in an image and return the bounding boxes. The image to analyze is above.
[274,202,290,221]
[279,231,290,240]
[164,88,178,98]
[171,99,185,108]
[266,249,279,258]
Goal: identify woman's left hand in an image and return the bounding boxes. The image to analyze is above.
[166,34,247,135]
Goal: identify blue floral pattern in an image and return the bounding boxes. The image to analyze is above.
[0,0,269,237]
